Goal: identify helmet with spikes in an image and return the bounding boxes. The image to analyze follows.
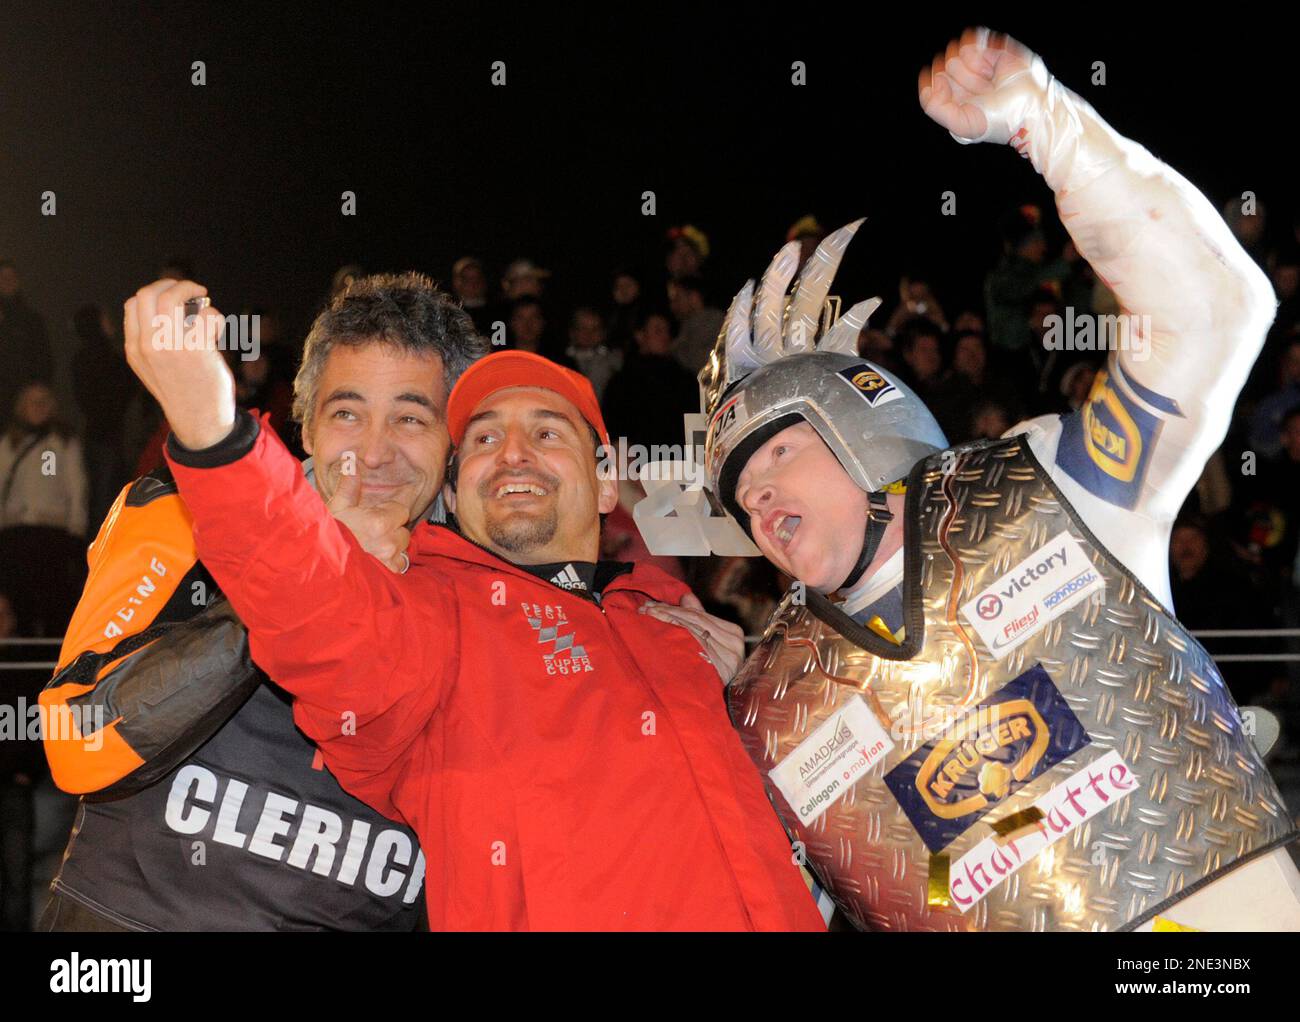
[701,220,949,536]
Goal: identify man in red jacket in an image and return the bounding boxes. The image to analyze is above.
[123,278,824,931]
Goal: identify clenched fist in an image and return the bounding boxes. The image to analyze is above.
[123,279,237,450]
[918,27,1048,148]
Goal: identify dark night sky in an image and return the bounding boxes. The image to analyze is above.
[2,3,1294,388]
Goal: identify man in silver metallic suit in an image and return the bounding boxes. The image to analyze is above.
[693,28,1300,931]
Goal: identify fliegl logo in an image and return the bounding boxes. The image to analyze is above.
[883,665,1090,853]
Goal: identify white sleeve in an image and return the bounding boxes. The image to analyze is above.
[978,59,1276,610]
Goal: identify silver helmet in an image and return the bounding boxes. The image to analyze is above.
[701,220,949,530]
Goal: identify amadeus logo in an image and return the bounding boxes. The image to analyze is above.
[50,954,151,1002]
[797,717,854,779]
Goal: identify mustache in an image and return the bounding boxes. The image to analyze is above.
[480,468,561,498]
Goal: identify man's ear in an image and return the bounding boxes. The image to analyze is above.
[443,481,457,515]
[597,475,619,515]
[301,424,314,456]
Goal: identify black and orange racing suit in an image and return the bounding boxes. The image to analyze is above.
[39,464,425,931]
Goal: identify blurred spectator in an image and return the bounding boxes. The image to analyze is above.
[1240,405,1300,589]
[1024,287,1077,413]
[158,255,195,281]
[452,256,497,336]
[566,307,621,402]
[72,303,138,526]
[1170,517,1274,703]
[0,383,87,539]
[952,308,986,335]
[858,327,901,375]
[603,309,698,456]
[502,259,550,302]
[895,316,945,402]
[885,276,949,336]
[1248,336,1300,459]
[931,330,1021,442]
[0,383,88,637]
[984,205,1070,355]
[1268,243,1300,336]
[1222,196,1267,266]
[665,225,709,280]
[668,275,725,374]
[235,351,295,447]
[0,260,54,425]
[508,296,573,368]
[606,269,642,351]
[971,398,1014,440]
[787,215,826,272]
[330,263,365,299]
[0,588,42,932]
[1187,449,1234,519]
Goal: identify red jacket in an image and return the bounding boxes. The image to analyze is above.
[166,420,823,931]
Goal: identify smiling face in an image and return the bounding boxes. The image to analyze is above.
[302,342,449,525]
[734,421,869,592]
[448,386,618,564]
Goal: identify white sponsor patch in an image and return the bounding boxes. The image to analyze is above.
[948,748,1137,913]
[959,531,1105,660]
[768,695,894,825]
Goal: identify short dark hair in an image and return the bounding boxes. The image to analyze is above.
[570,306,604,329]
[668,275,705,298]
[896,316,942,354]
[292,271,489,432]
[633,306,672,332]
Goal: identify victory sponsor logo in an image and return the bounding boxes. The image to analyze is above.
[959,531,1106,660]
[883,665,1090,853]
[768,695,895,825]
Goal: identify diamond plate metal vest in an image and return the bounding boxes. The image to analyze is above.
[728,435,1297,931]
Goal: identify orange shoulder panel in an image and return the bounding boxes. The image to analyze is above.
[55,481,198,671]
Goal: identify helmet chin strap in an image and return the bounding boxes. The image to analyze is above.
[838,491,894,592]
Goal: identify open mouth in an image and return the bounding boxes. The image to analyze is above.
[766,511,802,549]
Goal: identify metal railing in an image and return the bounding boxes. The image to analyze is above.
[4,630,1300,670]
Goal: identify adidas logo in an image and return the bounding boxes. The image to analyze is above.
[549,564,586,591]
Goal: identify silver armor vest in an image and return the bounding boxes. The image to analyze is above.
[729,436,1296,931]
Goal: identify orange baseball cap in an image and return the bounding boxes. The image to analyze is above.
[447,350,611,448]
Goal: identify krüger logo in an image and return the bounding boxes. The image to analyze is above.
[914,699,1049,819]
[883,665,1090,853]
